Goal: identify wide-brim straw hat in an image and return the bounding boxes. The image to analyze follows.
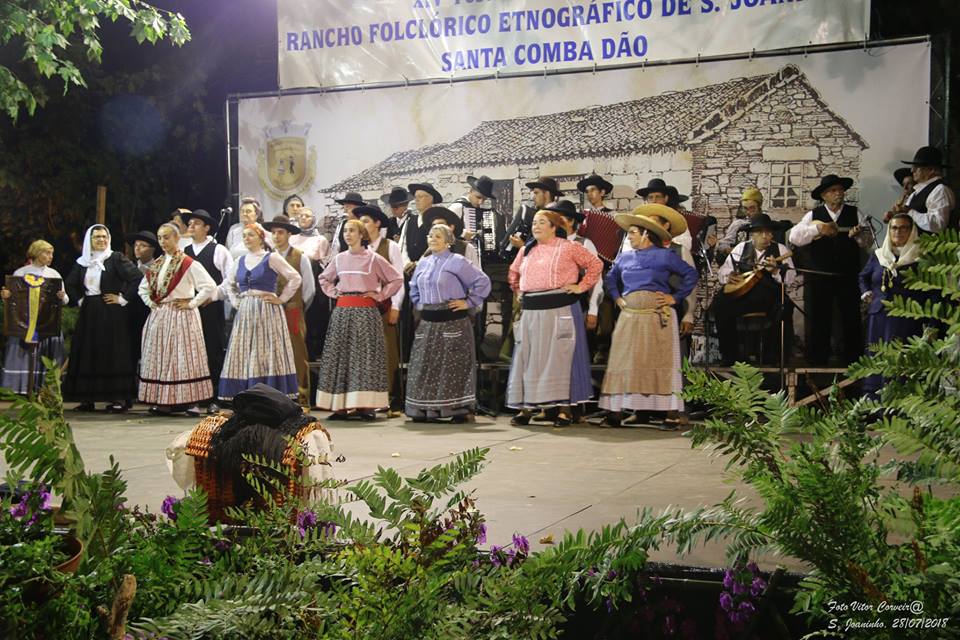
[614,212,671,243]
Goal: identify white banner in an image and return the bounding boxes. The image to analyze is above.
[278,0,870,89]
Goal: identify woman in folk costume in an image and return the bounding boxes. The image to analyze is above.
[316,219,403,420]
[138,224,218,414]
[1,240,68,393]
[598,205,698,428]
[507,209,603,427]
[289,206,329,263]
[858,212,933,397]
[218,225,302,401]
[62,224,142,412]
[406,223,491,423]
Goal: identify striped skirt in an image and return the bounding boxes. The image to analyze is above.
[315,300,388,411]
[599,290,683,412]
[1,335,65,394]
[405,306,476,419]
[218,295,298,401]
[506,290,592,409]
[139,305,213,406]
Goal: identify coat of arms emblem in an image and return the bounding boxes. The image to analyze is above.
[256,121,317,199]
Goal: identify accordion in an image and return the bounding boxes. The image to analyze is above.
[465,205,507,261]
[3,275,63,341]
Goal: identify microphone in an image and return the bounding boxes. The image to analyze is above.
[219,206,233,217]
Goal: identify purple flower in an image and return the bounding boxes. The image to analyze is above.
[476,523,487,545]
[296,510,318,538]
[746,561,759,575]
[728,611,744,625]
[213,538,233,552]
[37,486,51,512]
[606,569,618,580]
[738,601,756,618]
[9,499,29,519]
[323,522,337,537]
[719,592,734,612]
[750,576,767,597]
[160,496,180,521]
[489,545,503,567]
[605,597,614,613]
[722,569,736,590]
[200,557,212,566]
[511,533,529,555]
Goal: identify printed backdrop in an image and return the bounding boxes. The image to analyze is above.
[277,0,870,88]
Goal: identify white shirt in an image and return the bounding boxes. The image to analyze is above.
[568,234,603,317]
[137,254,217,310]
[278,246,316,310]
[788,203,870,247]
[289,233,330,265]
[189,237,234,303]
[369,237,405,309]
[906,177,955,233]
[718,241,796,286]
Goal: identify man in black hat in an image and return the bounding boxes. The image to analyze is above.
[170,208,193,250]
[547,200,601,328]
[419,206,480,268]
[447,175,499,244]
[326,191,370,260]
[501,176,561,257]
[381,186,425,262]
[713,214,795,366]
[788,174,870,366]
[182,209,234,414]
[357,204,406,416]
[263,215,315,406]
[891,146,955,232]
[125,230,161,392]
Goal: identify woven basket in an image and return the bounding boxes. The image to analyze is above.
[185,414,331,524]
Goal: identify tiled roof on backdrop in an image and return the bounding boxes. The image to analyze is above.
[326,65,866,191]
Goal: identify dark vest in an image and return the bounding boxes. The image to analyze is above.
[185,242,223,285]
[451,240,468,256]
[737,240,782,272]
[906,179,945,214]
[808,205,861,274]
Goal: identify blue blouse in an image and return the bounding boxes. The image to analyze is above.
[605,245,698,301]
[409,250,491,309]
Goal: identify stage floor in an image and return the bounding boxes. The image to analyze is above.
[1,406,803,571]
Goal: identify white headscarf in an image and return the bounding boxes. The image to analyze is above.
[297,208,320,237]
[875,216,921,277]
[76,224,112,271]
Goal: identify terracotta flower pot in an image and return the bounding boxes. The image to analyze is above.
[54,534,84,575]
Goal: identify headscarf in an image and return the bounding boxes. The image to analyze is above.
[76,224,112,271]
[875,215,921,283]
[297,207,320,237]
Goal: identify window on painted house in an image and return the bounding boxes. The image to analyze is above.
[769,161,803,208]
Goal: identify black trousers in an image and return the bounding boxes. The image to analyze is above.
[805,274,861,366]
[198,300,226,391]
[712,278,791,366]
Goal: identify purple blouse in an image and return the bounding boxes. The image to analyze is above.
[409,249,491,309]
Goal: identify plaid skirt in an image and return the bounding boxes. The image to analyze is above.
[405,306,476,419]
[599,290,683,412]
[315,304,388,411]
[218,295,298,401]
[139,305,213,406]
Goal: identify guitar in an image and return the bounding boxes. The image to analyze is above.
[722,250,793,299]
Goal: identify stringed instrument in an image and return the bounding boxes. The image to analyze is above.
[722,250,793,299]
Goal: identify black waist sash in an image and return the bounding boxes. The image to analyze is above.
[420,308,469,322]
[521,292,579,311]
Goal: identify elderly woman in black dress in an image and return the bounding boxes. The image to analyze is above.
[63,224,142,411]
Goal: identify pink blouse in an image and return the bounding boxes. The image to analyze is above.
[318,248,402,301]
[508,237,603,294]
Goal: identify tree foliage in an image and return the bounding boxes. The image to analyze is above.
[0,0,190,121]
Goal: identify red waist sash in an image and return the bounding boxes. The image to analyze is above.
[337,295,377,308]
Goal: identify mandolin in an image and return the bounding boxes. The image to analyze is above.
[722,250,793,299]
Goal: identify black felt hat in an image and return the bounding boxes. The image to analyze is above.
[334,191,367,206]
[466,175,496,200]
[811,174,854,201]
[576,174,614,194]
[181,209,219,235]
[893,167,913,186]
[901,146,949,167]
[126,230,161,253]
[745,213,776,232]
[380,186,412,207]
[524,177,563,197]
[545,199,584,224]
[420,206,464,239]
[262,214,302,234]
[636,178,669,198]
[407,182,444,205]
[353,205,391,229]
[666,186,689,208]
